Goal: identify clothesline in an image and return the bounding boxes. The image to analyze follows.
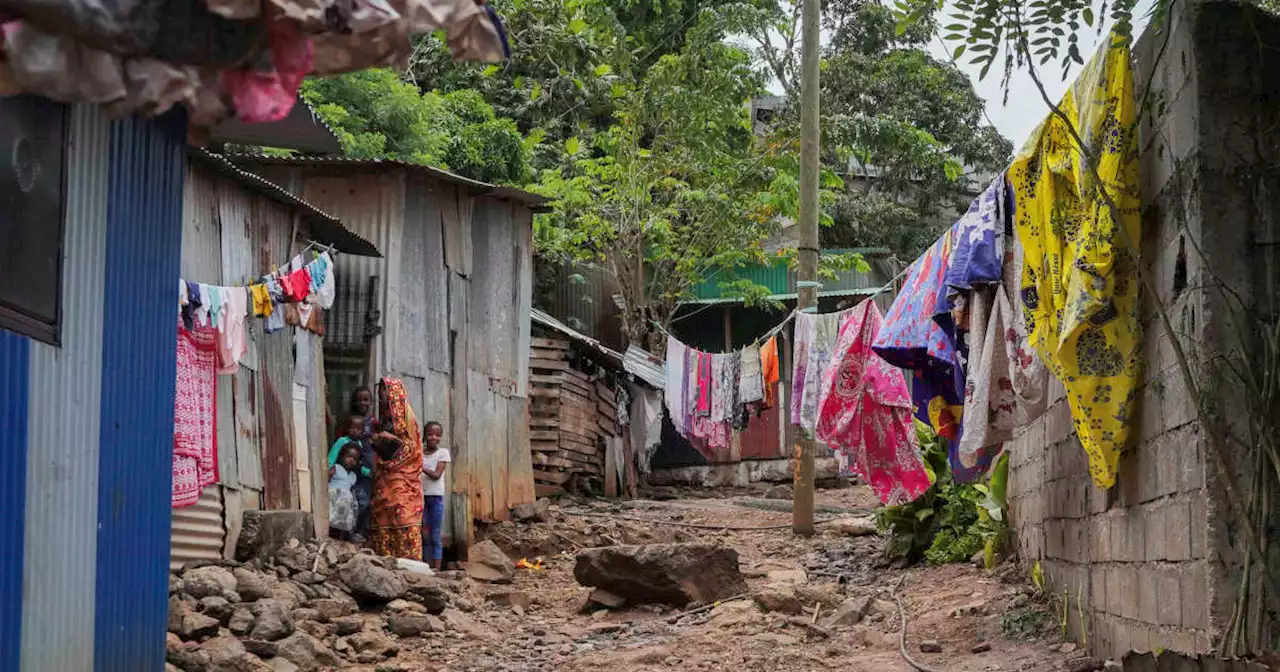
[650,308,796,355]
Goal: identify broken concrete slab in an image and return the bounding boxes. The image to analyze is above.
[573,543,748,606]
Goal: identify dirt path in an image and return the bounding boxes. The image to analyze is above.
[373,486,1071,672]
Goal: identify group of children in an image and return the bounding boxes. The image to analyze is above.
[325,386,452,570]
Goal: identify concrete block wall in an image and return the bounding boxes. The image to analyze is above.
[1005,2,1280,660]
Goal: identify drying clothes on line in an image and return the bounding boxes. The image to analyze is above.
[310,252,336,309]
[173,320,219,508]
[182,281,202,331]
[791,309,845,434]
[945,175,1009,294]
[1007,33,1141,490]
[264,277,287,334]
[281,266,312,303]
[873,228,976,481]
[207,284,223,329]
[710,352,740,423]
[738,343,764,404]
[1002,225,1050,424]
[663,336,689,432]
[815,300,929,506]
[250,283,273,317]
[629,385,663,475]
[216,286,248,375]
[760,336,780,408]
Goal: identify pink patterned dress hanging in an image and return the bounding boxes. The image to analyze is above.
[816,300,930,506]
[173,320,219,508]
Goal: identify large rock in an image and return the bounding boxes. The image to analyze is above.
[348,631,398,658]
[227,608,256,636]
[338,556,406,604]
[249,599,295,641]
[274,632,340,671]
[235,511,315,563]
[174,604,221,642]
[822,596,872,628]
[233,569,271,602]
[307,598,355,622]
[184,566,239,600]
[402,575,450,614]
[388,612,439,637]
[464,540,514,584]
[200,635,275,672]
[511,497,552,523]
[573,543,747,606]
[200,596,235,625]
[267,582,308,611]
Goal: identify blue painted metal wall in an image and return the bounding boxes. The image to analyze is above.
[0,332,29,672]
[95,111,187,672]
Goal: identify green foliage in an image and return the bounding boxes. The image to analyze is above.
[876,420,1010,566]
[301,70,529,184]
[1001,608,1051,640]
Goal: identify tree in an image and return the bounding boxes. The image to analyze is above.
[301,69,530,184]
[745,0,1013,257]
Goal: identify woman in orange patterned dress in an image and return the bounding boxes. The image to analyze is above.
[369,377,425,560]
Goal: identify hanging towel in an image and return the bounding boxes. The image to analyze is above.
[216,286,248,375]
[664,337,688,431]
[792,310,845,433]
[738,343,764,404]
[945,175,1008,293]
[955,286,1016,472]
[173,320,219,508]
[1007,33,1141,489]
[710,353,738,423]
[873,228,975,480]
[816,300,929,506]
[249,283,273,317]
[310,252,336,309]
[695,352,713,418]
[760,336,780,408]
[208,284,224,329]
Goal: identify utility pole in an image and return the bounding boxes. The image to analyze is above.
[792,0,819,536]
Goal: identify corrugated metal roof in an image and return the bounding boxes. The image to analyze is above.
[623,344,665,389]
[210,98,342,155]
[191,149,382,258]
[228,154,552,211]
[530,308,623,362]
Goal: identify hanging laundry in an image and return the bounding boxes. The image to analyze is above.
[181,281,202,331]
[281,266,312,303]
[1002,225,1050,424]
[816,300,929,506]
[663,336,689,431]
[955,287,1015,471]
[264,277,288,334]
[193,283,213,327]
[945,175,1008,293]
[1007,33,1141,490]
[710,353,739,423]
[738,343,764,404]
[760,336,780,408]
[629,385,663,475]
[207,284,224,329]
[217,286,248,375]
[173,320,219,508]
[873,229,976,480]
[791,310,844,433]
[310,252,336,309]
[250,283,273,317]
[695,352,712,418]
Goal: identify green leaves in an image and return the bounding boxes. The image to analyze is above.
[567,17,587,34]
[564,136,581,155]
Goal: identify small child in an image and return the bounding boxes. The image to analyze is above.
[420,421,451,570]
[328,444,361,539]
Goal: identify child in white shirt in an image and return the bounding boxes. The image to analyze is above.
[420,421,451,569]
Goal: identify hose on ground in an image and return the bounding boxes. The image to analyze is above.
[894,575,945,672]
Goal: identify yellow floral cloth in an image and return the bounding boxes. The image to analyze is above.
[1007,35,1142,489]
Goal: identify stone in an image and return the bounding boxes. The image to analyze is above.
[249,599,295,641]
[274,632,340,671]
[332,616,364,636]
[200,635,275,672]
[233,569,270,602]
[200,596,235,625]
[227,608,255,636]
[266,658,299,672]
[765,569,808,585]
[242,639,278,659]
[753,587,804,615]
[764,484,792,500]
[971,642,992,653]
[386,599,417,612]
[236,511,315,564]
[1060,642,1079,654]
[307,598,354,622]
[821,596,871,628]
[920,639,942,653]
[170,575,185,596]
[338,556,406,604]
[827,517,878,537]
[348,631,398,658]
[292,571,324,585]
[291,608,321,623]
[587,588,625,609]
[388,613,438,637]
[465,540,515,584]
[184,566,239,600]
[295,621,334,639]
[267,582,308,611]
[402,576,451,614]
[573,543,748,606]
[487,590,532,610]
[1064,657,1104,672]
[179,608,222,642]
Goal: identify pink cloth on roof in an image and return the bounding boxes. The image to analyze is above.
[816,300,929,506]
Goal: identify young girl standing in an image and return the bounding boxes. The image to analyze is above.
[420,421,451,570]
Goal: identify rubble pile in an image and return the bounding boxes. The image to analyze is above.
[166,540,459,672]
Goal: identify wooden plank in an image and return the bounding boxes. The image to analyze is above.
[604,438,619,497]
[529,417,559,429]
[530,358,569,371]
[597,399,617,415]
[597,418,619,435]
[530,347,566,361]
[528,387,561,399]
[563,368,590,382]
[506,396,536,510]
[595,382,615,400]
[539,450,603,473]
[529,373,563,385]
[533,469,573,485]
[530,429,559,442]
[531,440,561,453]
[531,337,569,350]
[535,483,566,498]
[532,454,580,470]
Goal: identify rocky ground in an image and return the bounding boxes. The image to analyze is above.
[167,484,1086,672]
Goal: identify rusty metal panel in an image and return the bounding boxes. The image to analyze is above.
[169,486,225,571]
[468,199,518,380]
[513,206,533,398]
[180,162,222,283]
[217,178,260,369]
[306,352,328,538]
[488,394,509,520]
[393,181,430,376]
[739,381,784,460]
[442,185,472,276]
[407,176,450,375]
[505,396,535,509]
[259,319,296,510]
[292,383,311,512]
[234,367,264,491]
[465,369,495,521]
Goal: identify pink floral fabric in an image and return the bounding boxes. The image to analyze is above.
[173,321,219,508]
[816,300,929,506]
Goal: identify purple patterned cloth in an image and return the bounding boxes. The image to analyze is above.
[945,175,1008,294]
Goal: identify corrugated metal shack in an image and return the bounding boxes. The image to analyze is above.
[230,155,547,554]
[527,309,637,498]
[171,151,380,570]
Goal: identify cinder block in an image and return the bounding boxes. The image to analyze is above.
[1045,400,1075,446]
[1118,565,1140,620]
[1180,562,1208,629]
[1091,565,1108,610]
[1118,449,1143,507]
[1162,372,1198,431]
[1157,568,1182,626]
[1165,499,1192,562]
[1138,564,1160,624]
[1138,444,1162,503]
[1139,381,1166,443]
[1144,503,1167,562]
[1123,509,1147,562]
[1091,516,1112,562]
[1189,495,1207,559]
[1157,439,1182,499]
[1166,629,1198,655]
[1180,429,1206,492]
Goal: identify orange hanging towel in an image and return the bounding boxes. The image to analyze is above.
[760,336,780,408]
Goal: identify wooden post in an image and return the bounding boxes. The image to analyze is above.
[792,0,820,536]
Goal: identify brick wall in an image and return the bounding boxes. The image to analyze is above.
[1005,2,1280,660]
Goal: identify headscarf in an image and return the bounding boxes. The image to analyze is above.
[371,377,425,534]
